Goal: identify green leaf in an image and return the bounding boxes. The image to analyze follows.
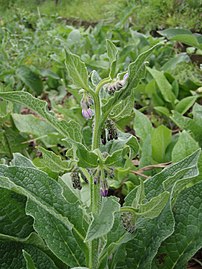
[162,149,200,191]
[134,109,153,142]
[102,44,160,120]
[106,40,118,63]
[85,197,120,242]
[170,34,201,49]
[111,92,134,121]
[71,267,89,269]
[162,53,190,71]
[158,28,202,49]
[76,143,99,168]
[122,150,200,268]
[154,106,170,117]
[0,165,88,267]
[158,28,192,39]
[106,40,118,78]
[172,131,200,162]
[171,103,202,146]
[175,96,197,114]
[16,65,43,95]
[91,70,101,86]
[0,186,34,239]
[151,125,172,163]
[0,91,82,143]
[147,67,176,104]
[26,199,86,267]
[38,146,70,173]
[0,242,60,269]
[65,51,89,91]
[124,180,145,211]
[153,182,202,269]
[137,191,170,219]
[10,153,36,168]
[23,250,37,269]
[0,99,12,119]
[104,147,129,167]
[12,113,62,147]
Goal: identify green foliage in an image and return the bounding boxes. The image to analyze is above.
[0,7,202,269]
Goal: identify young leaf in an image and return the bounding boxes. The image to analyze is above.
[104,147,129,167]
[23,250,37,269]
[91,70,101,86]
[137,191,170,219]
[175,96,197,115]
[172,131,200,162]
[65,51,89,91]
[147,67,176,104]
[151,125,172,163]
[38,146,70,173]
[76,143,99,168]
[85,197,120,242]
[106,40,118,63]
[134,109,153,142]
[106,40,118,78]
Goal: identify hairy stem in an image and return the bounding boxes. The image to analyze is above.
[89,77,111,269]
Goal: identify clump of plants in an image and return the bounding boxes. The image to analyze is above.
[0,39,202,269]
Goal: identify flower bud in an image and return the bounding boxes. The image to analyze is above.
[82,108,94,119]
[70,171,82,190]
[80,93,94,120]
[100,180,108,197]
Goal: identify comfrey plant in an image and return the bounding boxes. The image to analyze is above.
[0,40,201,269]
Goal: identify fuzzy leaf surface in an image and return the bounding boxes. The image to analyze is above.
[85,197,120,242]
[153,181,202,269]
[65,51,89,91]
[0,91,82,143]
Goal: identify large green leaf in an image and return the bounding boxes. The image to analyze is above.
[65,51,89,91]
[0,187,33,239]
[16,65,43,95]
[122,150,200,268]
[85,197,120,242]
[26,199,86,267]
[0,91,82,143]
[0,164,88,267]
[153,181,202,269]
[0,242,60,269]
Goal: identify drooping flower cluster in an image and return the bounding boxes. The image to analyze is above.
[101,119,118,145]
[107,72,128,95]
